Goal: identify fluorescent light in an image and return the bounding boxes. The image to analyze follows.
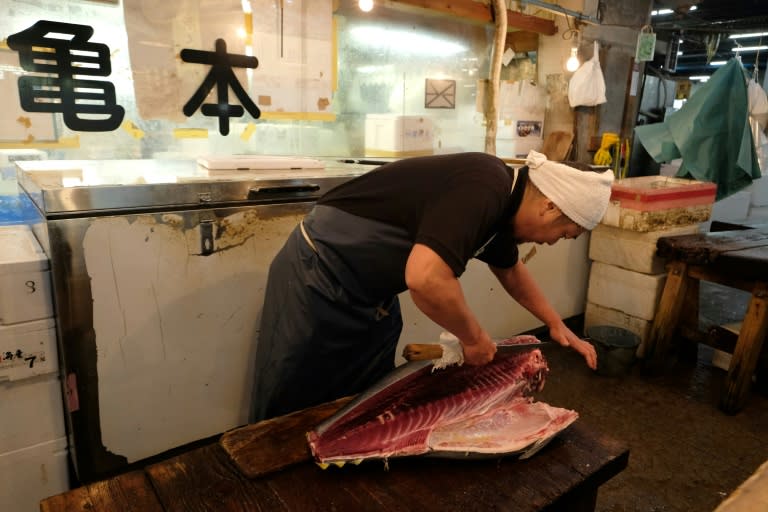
[732,45,768,52]
[709,60,726,66]
[349,26,467,56]
[651,9,674,15]
[689,75,710,82]
[729,32,768,39]
[688,5,697,11]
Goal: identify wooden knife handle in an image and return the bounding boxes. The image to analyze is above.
[402,343,444,361]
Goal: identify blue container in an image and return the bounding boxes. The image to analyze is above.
[0,190,40,226]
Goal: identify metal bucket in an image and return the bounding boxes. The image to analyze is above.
[587,325,640,377]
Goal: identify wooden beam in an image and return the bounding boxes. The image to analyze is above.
[370,0,558,35]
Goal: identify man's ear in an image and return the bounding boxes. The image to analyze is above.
[541,198,559,216]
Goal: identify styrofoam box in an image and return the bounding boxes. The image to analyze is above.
[748,204,768,222]
[0,437,69,512]
[589,223,701,275]
[711,190,751,223]
[747,175,768,207]
[0,373,66,453]
[601,176,716,232]
[587,262,666,321]
[584,302,651,358]
[0,318,58,381]
[0,225,54,325]
[364,114,434,157]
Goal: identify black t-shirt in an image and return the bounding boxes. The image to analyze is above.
[317,152,526,278]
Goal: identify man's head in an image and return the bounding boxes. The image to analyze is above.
[513,150,614,244]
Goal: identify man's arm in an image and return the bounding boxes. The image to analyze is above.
[405,243,496,365]
[489,261,597,369]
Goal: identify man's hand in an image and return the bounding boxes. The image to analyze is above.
[461,332,497,365]
[549,323,598,370]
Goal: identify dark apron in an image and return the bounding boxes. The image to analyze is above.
[250,205,407,422]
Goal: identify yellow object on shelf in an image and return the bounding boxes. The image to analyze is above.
[593,132,619,166]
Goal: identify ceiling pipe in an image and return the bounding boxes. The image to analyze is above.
[519,0,601,25]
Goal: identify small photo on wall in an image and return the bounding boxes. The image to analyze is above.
[516,120,542,138]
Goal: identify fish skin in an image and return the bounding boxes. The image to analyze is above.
[307,339,574,465]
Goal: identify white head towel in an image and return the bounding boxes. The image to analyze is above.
[525,150,614,230]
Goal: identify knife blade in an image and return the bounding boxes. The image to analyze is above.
[401,341,556,362]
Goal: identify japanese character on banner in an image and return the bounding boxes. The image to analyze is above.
[181,39,261,136]
[7,20,125,132]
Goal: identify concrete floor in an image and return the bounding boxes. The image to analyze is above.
[538,283,768,512]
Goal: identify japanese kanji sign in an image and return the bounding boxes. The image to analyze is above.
[7,20,125,132]
[181,38,261,135]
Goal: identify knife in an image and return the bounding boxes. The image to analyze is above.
[401,341,556,362]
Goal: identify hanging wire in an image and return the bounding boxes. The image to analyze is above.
[562,14,581,44]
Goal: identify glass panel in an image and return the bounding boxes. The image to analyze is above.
[0,0,536,160]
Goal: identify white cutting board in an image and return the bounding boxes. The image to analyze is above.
[197,155,325,170]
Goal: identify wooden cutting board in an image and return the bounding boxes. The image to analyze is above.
[540,130,574,161]
[219,396,354,478]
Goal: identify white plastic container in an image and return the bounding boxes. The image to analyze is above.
[0,226,54,325]
[587,261,666,321]
[589,223,700,275]
[0,437,69,512]
[364,114,433,157]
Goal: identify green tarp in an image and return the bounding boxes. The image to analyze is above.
[635,58,761,200]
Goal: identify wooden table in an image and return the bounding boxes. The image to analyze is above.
[41,399,629,512]
[645,225,768,414]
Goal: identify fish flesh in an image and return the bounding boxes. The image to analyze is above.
[307,335,578,467]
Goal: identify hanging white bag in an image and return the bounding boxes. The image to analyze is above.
[748,77,768,129]
[568,41,607,107]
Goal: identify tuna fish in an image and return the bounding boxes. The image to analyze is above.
[307,336,578,467]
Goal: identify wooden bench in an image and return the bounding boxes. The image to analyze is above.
[644,225,768,414]
[41,398,629,512]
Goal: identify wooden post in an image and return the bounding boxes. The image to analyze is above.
[720,282,768,414]
[484,0,507,155]
[644,260,690,371]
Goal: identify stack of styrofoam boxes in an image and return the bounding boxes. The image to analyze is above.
[0,226,70,511]
[364,114,434,158]
[746,173,768,223]
[586,176,717,357]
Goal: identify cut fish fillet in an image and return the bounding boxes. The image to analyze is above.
[307,336,578,465]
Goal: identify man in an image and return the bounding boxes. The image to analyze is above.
[251,150,614,421]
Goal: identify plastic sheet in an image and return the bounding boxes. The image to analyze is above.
[634,59,761,200]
